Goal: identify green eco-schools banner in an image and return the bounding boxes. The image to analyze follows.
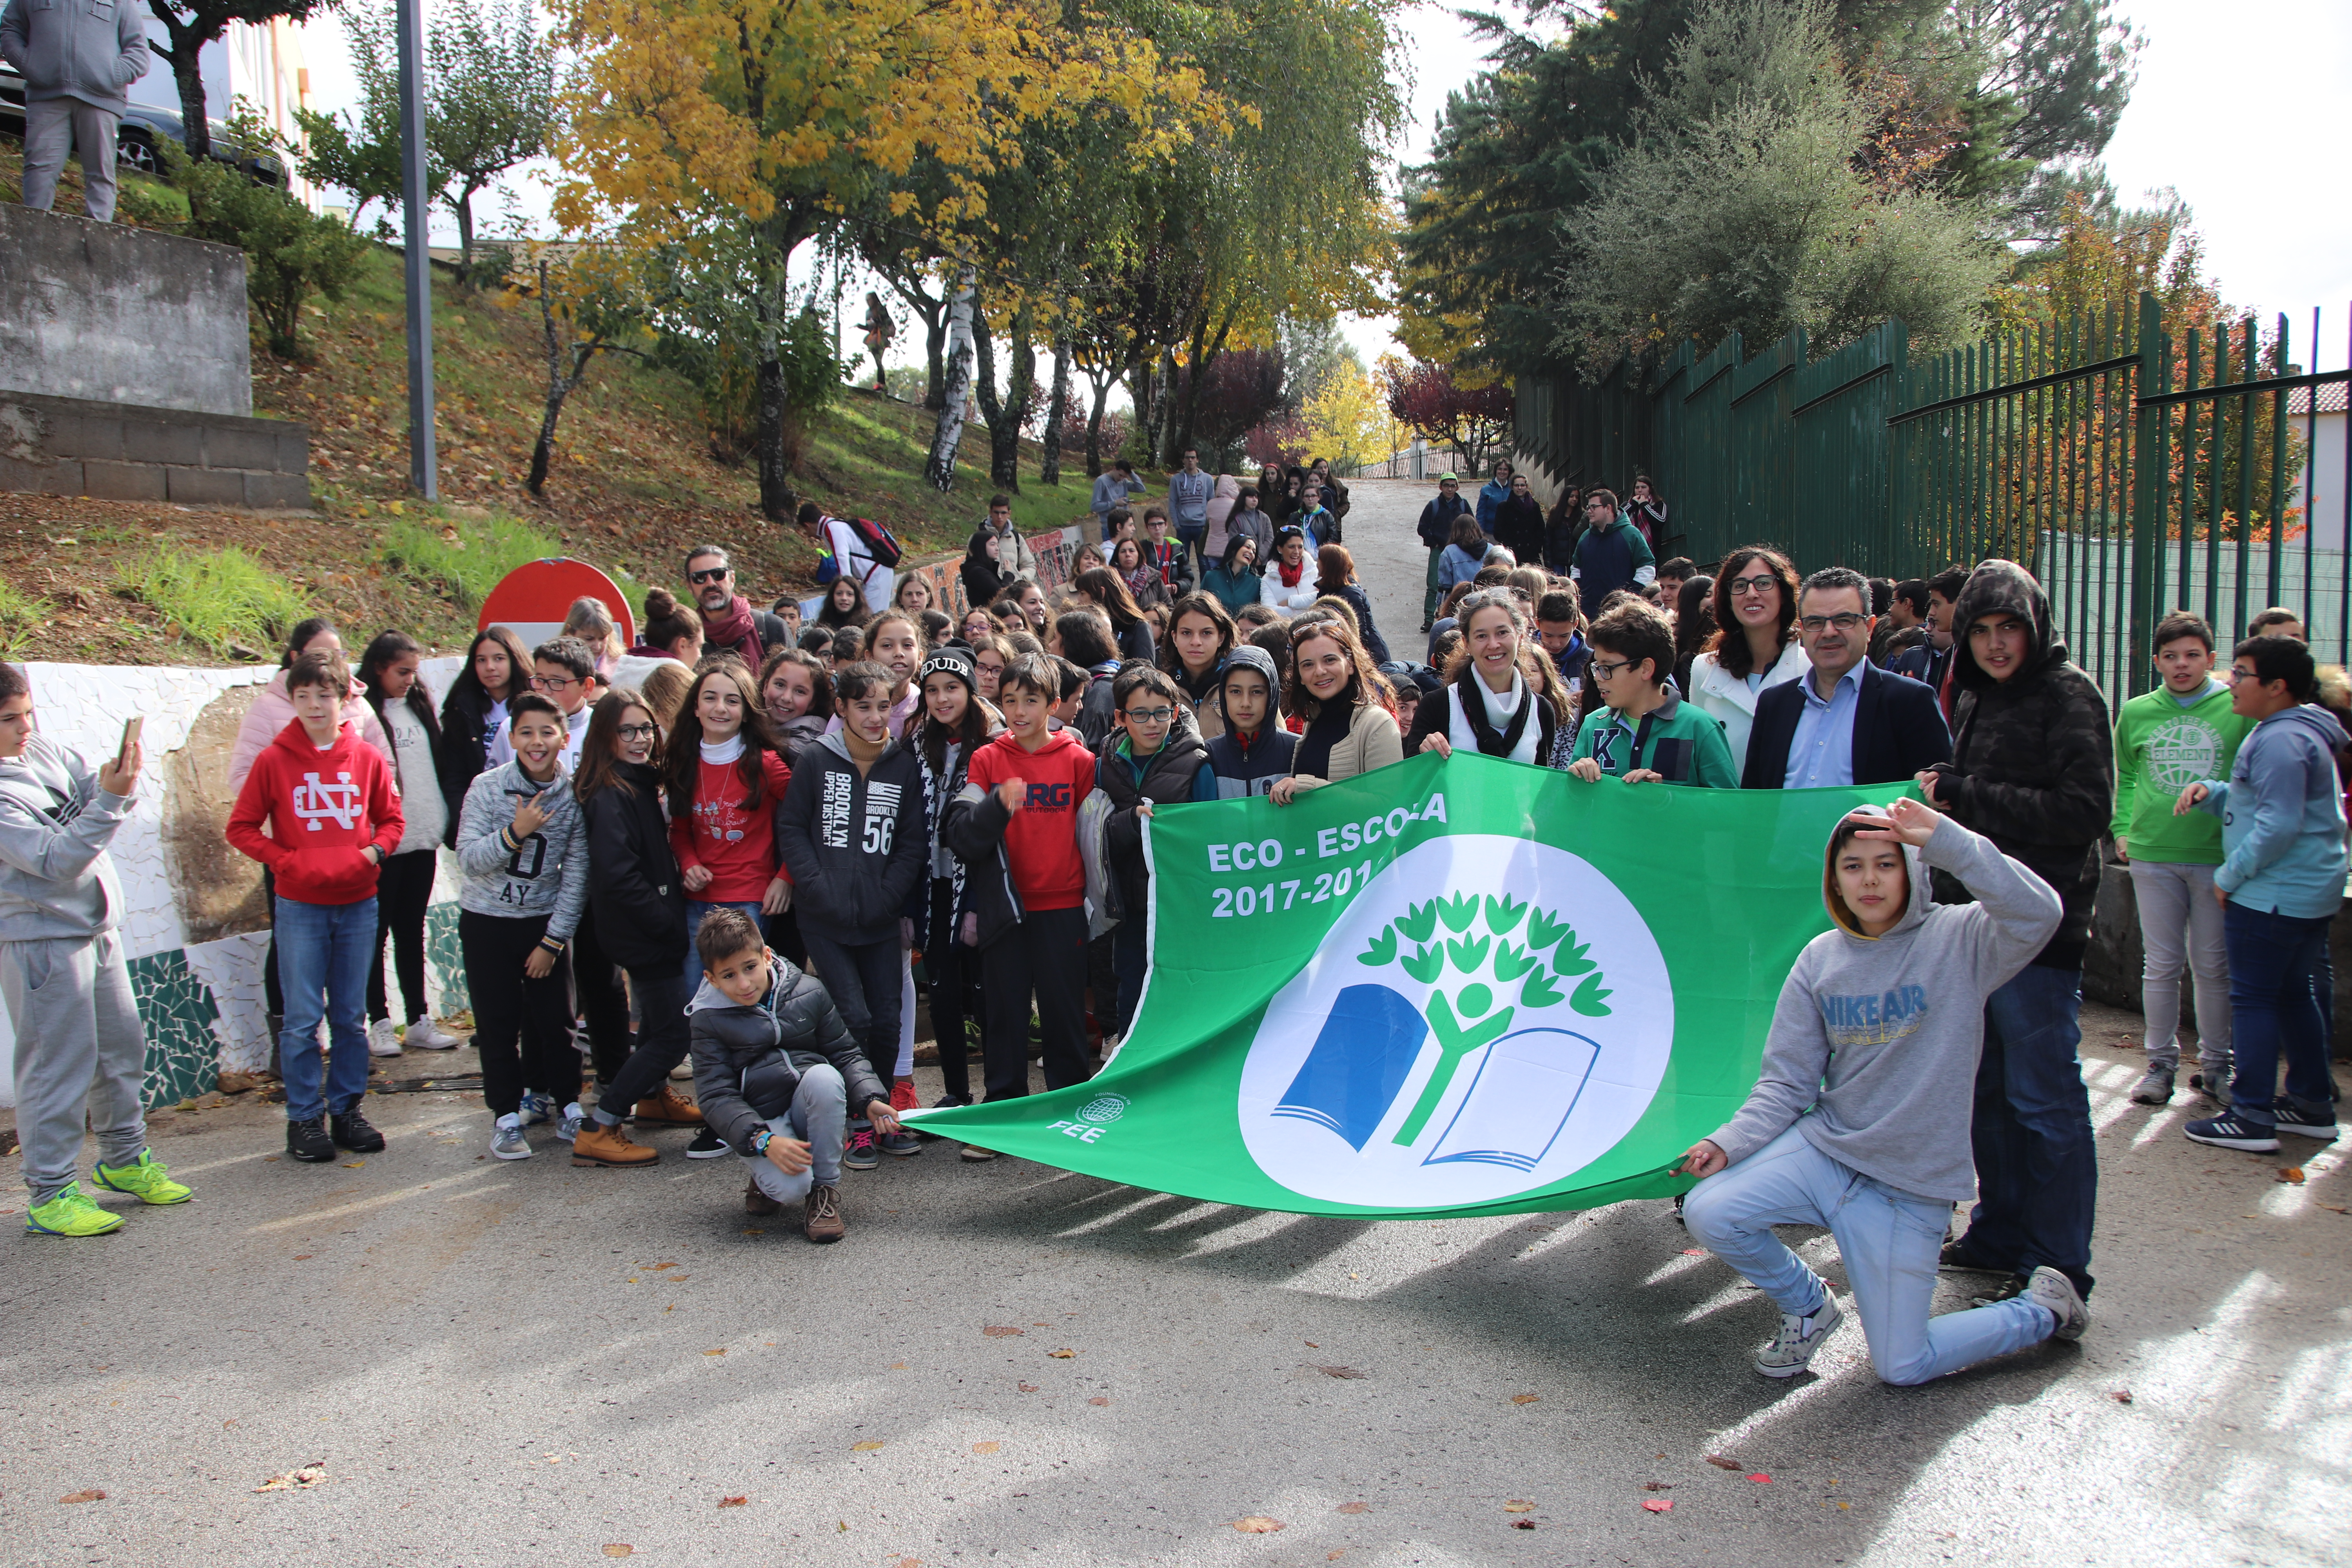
[908,752,1907,1218]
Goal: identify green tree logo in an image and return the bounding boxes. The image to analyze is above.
[1356,893,1611,1145]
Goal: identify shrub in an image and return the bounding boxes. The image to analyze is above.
[114,546,313,654]
[379,512,561,610]
[162,116,371,360]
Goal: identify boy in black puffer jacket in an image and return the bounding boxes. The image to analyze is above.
[688,909,900,1243]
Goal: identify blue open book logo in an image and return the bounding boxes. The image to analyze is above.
[1240,835,1675,1210]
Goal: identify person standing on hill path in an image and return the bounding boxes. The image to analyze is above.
[1,0,149,223]
[1416,473,1474,633]
[860,293,893,391]
[1168,448,1214,579]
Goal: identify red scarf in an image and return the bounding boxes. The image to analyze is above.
[1278,557,1305,589]
[701,594,760,661]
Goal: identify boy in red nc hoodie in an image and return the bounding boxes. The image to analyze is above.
[941,652,1098,1120]
[227,651,405,1165]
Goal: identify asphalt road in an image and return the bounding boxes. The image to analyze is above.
[2,480,2346,1566]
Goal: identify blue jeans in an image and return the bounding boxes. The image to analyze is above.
[2223,902,2339,1125]
[1176,523,1206,579]
[1684,1125,2057,1385]
[743,1063,848,1203]
[276,895,377,1123]
[684,900,764,987]
[1965,964,2097,1296]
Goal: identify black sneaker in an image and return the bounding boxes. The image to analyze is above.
[686,1127,730,1160]
[880,1130,923,1158]
[844,1126,880,1171]
[2272,1099,2341,1141]
[2185,1113,2279,1153]
[1938,1240,2005,1273]
[931,1094,971,1111]
[286,1116,336,1163]
[1969,1272,2030,1308]
[330,1109,387,1152]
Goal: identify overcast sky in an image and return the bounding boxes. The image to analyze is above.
[303,0,2351,375]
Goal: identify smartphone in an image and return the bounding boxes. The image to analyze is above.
[116,716,142,769]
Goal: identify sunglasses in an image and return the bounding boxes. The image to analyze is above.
[689,567,730,584]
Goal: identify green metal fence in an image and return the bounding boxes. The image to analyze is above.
[1515,292,2352,708]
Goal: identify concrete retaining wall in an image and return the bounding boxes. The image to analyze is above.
[0,204,254,417]
[0,388,311,510]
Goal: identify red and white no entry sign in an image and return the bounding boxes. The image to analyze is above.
[477,559,635,652]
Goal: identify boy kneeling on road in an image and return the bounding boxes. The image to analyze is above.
[1678,797,2092,1383]
[687,907,904,1243]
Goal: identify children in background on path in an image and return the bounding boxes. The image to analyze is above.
[1160,592,1238,742]
[561,595,622,680]
[1679,798,2083,1383]
[1569,602,1738,788]
[1091,461,1145,541]
[1416,473,1474,630]
[1075,566,1159,665]
[1056,611,1124,752]
[943,653,1100,1142]
[817,575,869,633]
[1436,513,1488,597]
[689,907,903,1241]
[914,646,1002,1111]
[969,633,1014,707]
[436,626,532,849]
[624,588,705,669]
[1142,510,1194,603]
[359,631,459,1056]
[569,691,695,1166]
[1204,646,1299,798]
[0,664,192,1237]
[226,651,405,1165]
[1269,617,1401,802]
[2111,611,2251,1107]
[1099,665,1216,1038]
[1261,528,1321,617]
[1314,545,1390,665]
[895,574,935,619]
[454,692,589,1161]
[489,638,599,769]
[776,661,930,1168]
[1204,534,1264,621]
[1475,459,1514,533]
[1570,486,1659,608]
[2176,634,2348,1154]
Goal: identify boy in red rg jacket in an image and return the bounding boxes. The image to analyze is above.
[227,651,405,1165]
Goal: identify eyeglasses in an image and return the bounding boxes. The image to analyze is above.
[1726,574,1778,596]
[617,723,657,741]
[1123,706,1176,724]
[1590,657,1636,680]
[688,567,730,584]
[1799,613,1866,633]
[532,673,579,690]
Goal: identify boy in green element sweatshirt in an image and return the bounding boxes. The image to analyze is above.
[1568,601,1737,788]
[2111,612,2252,1107]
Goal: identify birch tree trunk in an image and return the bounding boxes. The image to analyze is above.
[923,271,978,492]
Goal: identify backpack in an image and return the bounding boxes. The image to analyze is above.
[813,515,904,582]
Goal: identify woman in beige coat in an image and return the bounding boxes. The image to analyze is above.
[1269,615,1403,803]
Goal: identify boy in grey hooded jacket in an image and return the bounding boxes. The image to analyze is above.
[0,666,191,1236]
[1681,798,2088,1384]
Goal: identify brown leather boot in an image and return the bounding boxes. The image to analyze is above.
[633,1085,704,1125]
[803,1183,844,1243]
[745,1177,782,1217]
[572,1121,659,1167]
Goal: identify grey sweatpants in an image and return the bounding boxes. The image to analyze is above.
[4,931,146,1202]
[21,99,123,223]
[744,1063,847,1205]
[2127,859,2231,1073]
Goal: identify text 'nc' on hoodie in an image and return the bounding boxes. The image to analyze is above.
[1705,808,2062,1203]
[2197,699,2352,919]
[226,719,404,905]
[774,731,928,945]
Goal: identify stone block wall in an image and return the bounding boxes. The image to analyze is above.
[0,389,311,510]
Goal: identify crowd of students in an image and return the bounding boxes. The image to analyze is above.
[7,479,2343,1397]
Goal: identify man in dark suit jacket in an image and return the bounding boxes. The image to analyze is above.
[1743,567,1952,788]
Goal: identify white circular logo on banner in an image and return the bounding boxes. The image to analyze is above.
[1237,834,1673,1209]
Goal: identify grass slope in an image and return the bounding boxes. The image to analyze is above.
[0,172,1111,664]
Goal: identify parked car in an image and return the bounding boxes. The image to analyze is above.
[0,63,285,187]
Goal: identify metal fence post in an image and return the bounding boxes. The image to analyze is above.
[395,0,438,501]
[2126,292,2165,696]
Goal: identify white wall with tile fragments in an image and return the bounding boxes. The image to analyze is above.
[0,656,470,1107]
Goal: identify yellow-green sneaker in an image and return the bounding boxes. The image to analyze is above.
[24,1183,125,1237]
[93,1149,194,1206]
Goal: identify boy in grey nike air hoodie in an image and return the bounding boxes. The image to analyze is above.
[1680,798,2085,1385]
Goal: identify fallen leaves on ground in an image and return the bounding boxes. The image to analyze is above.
[1503,1499,1535,1513]
[718,1496,747,1508]
[851,1441,886,1452]
[1681,1248,1704,1256]
[704,1348,727,1356]
[2112,1390,2134,1404]
[1641,1499,1673,1514]
[1088,1396,1111,1406]
[1512,1519,1535,1529]
[972,1442,1001,1454]
[254,1462,327,1492]
[1016,1381,1039,1393]
[1047,1348,1076,1358]
[1231,1516,1285,1533]
[983,1326,1025,1338]
[1510,1394,1539,1404]
[1336,1502,1368,1514]
[1704,1455,1742,1471]
[58,1489,105,1504]
[2277,1167,2306,1184]
[602,1548,633,1558]
[1748,1473,1772,1483]
[1314,1365,1366,1378]
[1641,1482,1671,1492]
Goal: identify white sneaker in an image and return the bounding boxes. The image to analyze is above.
[2025,1265,2090,1341]
[555,1103,586,1143]
[491,1115,532,1160]
[406,1016,462,1051]
[1755,1290,1843,1378]
[367,1018,403,1057]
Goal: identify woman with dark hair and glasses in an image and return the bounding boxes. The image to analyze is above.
[1687,544,1807,775]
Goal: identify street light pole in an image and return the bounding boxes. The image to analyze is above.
[394,0,437,499]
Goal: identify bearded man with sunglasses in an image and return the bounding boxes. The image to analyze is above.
[1743,567,1952,789]
[686,545,793,667]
